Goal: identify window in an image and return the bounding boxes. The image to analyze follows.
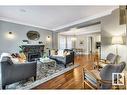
[58,35,66,49]
[67,36,72,49]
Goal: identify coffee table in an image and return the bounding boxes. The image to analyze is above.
[37,57,56,70]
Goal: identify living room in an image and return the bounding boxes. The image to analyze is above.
[0,5,127,90]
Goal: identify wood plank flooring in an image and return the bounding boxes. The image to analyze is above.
[33,55,94,89]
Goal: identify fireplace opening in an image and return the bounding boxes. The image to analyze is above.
[28,52,41,62]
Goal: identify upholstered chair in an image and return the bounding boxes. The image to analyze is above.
[83,61,126,89]
[94,53,118,68]
[0,56,37,89]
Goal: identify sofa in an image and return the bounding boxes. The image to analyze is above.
[49,49,74,68]
[0,56,37,89]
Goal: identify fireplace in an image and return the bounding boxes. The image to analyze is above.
[20,45,44,62]
[28,52,41,62]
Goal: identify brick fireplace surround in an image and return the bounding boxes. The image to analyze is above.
[20,45,45,62]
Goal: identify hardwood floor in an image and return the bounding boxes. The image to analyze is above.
[33,55,94,89]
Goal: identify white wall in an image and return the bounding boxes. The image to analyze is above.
[58,33,101,55]
[0,20,53,54]
[75,33,101,54]
[101,8,127,65]
[52,32,58,49]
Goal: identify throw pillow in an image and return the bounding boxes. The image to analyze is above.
[11,58,19,64]
[0,53,20,64]
[57,50,64,56]
[50,49,56,56]
[63,51,68,56]
[19,52,26,60]
[66,52,70,55]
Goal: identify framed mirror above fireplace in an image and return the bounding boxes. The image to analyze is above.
[27,30,40,41]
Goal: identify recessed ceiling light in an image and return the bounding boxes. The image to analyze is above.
[20,9,26,13]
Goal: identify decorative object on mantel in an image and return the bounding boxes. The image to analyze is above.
[22,40,29,44]
[27,30,40,40]
[38,41,43,44]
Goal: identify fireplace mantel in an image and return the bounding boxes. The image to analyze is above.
[21,44,45,46]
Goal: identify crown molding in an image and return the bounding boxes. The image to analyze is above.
[53,8,118,31]
[0,17,53,31]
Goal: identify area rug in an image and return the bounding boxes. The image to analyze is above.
[0,63,79,90]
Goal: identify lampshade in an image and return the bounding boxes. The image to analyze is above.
[112,36,123,45]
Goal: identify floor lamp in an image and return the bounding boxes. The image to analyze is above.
[112,36,123,64]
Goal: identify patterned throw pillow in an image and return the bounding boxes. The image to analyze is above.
[0,53,25,64]
[50,49,56,56]
[57,50,64,56]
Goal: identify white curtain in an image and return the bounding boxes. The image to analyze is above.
[67,36,72,49]
[58,35,66,49]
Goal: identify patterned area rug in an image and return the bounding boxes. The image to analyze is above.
[0,63,79,90]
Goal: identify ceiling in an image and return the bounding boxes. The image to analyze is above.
[59,23,101,35]
[0,6,118,31]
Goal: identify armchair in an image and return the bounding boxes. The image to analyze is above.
[0,57,37,89]
[94,53,117,68]
[83,61,126,89]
